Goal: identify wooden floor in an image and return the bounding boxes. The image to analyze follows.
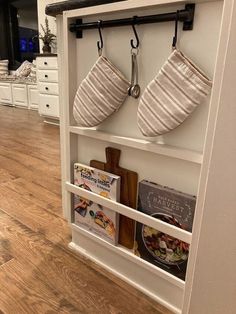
[0,106,171,314]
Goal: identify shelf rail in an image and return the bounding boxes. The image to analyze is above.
[70,224,185,289]
[68,126,203,164]
[69,4,195,38]
[66,182,192,244]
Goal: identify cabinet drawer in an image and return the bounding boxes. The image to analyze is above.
[38,70,58,83]
[37,57,58,70]
[38,82,59,95]
[39,94,59,118]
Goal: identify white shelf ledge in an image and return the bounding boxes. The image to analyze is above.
[65,0,222,19]
[69,126,203,164]
[66,182,192,244]
[70,223,184,314]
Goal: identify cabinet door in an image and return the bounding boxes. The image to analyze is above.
[12,84,28,108]
[27,85,39,109]
[0,83,13,105]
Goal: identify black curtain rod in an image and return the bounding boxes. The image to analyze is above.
[70,4,195,38]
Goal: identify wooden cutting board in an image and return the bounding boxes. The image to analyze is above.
[90,147,138,249]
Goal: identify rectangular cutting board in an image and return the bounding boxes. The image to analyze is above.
[90,147,138,249]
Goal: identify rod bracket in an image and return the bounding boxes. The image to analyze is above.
[183,4,195,31]
[75,19,83,38]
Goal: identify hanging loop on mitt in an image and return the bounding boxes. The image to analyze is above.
[97,20,104,56]
[172,10,180,50]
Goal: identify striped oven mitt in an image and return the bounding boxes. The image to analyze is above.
[137,49,212,137]
[73,56,130,127]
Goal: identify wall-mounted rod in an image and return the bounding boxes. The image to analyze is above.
[69,4,195,38]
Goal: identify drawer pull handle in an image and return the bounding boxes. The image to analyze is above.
[46,104,50,108]
[44,62,48,65]
[45,87,49,90]
[45,75,48,78]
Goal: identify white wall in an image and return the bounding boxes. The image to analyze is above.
[37,0,65,52]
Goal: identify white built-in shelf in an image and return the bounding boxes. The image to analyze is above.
[59,0,233,312]
[69,126,203,164]
[66,182,192,244]
[70,223,185,289]
[64,0,223,19]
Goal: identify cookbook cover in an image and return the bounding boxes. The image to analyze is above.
[73,163,120,244]
[135,180,196,280]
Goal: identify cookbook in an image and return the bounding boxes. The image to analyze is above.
[135,180,196,280]
[73,163,120,244]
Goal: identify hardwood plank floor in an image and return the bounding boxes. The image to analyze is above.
[0,106,172,314]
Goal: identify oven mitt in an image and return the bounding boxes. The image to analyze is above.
[137,49,212,136]
[73,56,130,127]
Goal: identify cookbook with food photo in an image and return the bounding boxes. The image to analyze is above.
[135,180,196,280]
[73,163,120,244]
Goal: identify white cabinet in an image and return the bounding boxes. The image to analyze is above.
[12,84,28,108]
[0,81,38,109]
[0,82,12,105]
[27,85,39,110]
[37,56,59,120]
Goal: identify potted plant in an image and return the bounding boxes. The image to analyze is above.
[38,17,56,53]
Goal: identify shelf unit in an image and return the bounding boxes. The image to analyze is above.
[56,0,236,313]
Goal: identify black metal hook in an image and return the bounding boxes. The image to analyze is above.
[97,20,103,53]
[172,10,179,49]
[130,16,139,49]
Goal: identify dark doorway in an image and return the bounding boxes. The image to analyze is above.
[0,0,39,70]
